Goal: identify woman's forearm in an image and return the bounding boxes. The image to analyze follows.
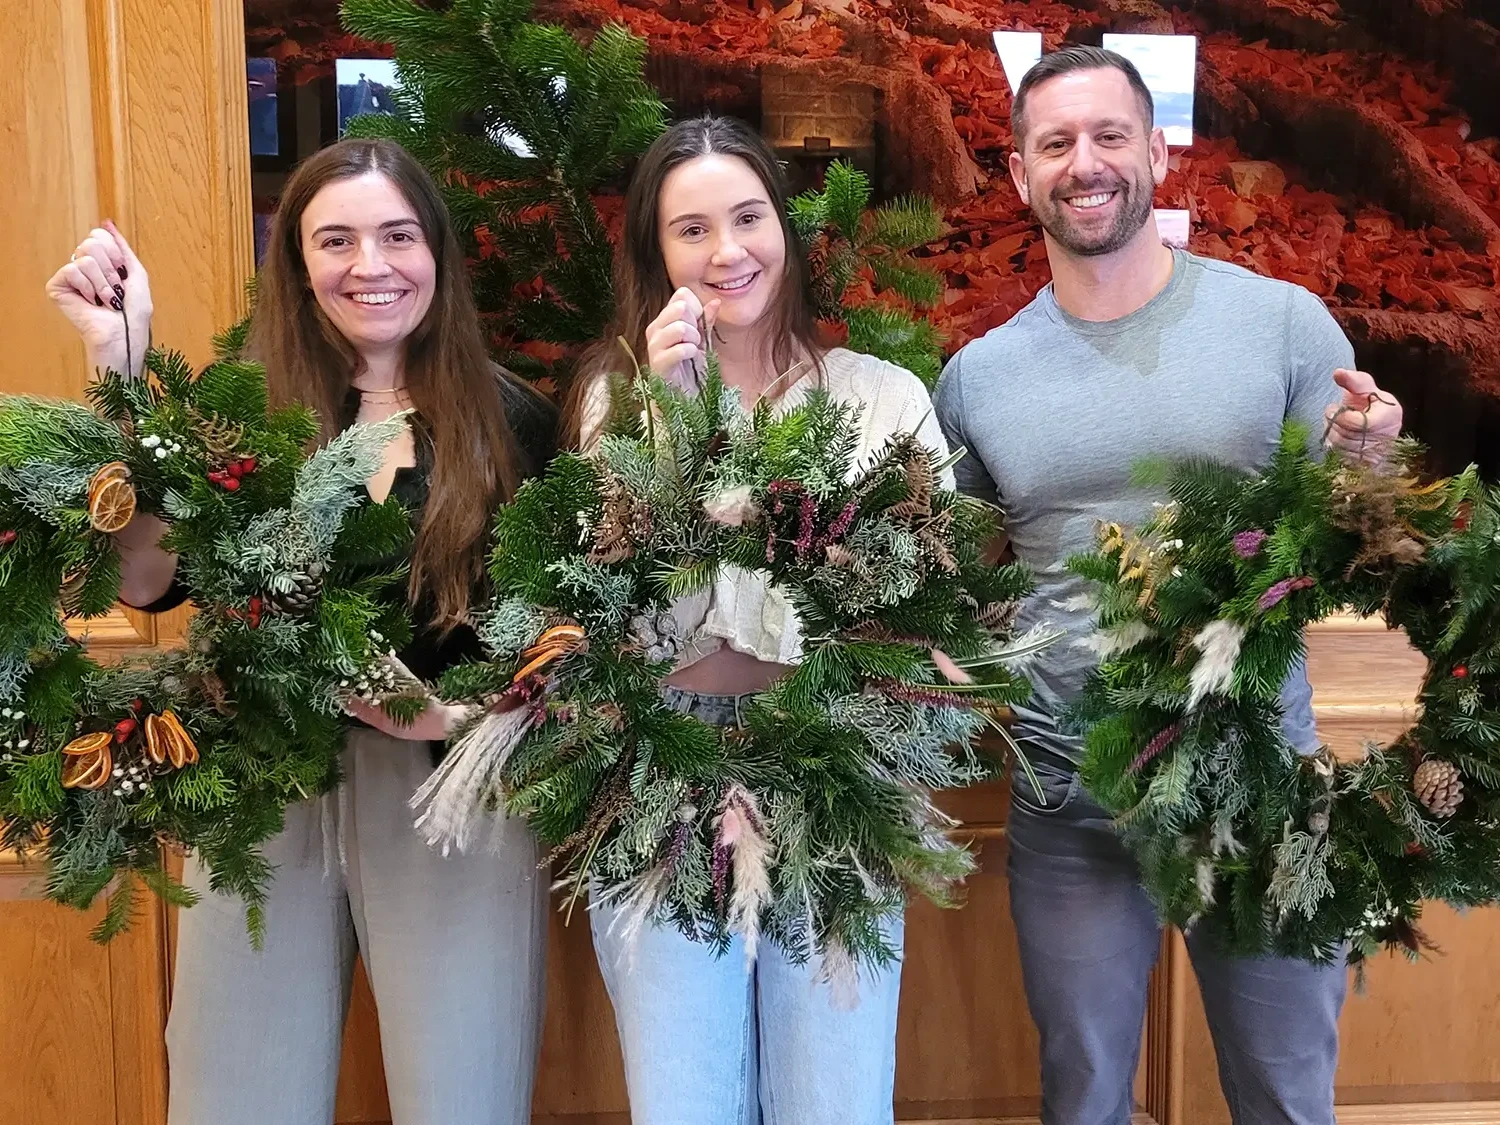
[113,512,180,607]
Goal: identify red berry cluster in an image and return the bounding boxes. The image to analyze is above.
[114,699,145,743]
[0,529,16,548]
[208,456,258,491]
[225,595,265,628]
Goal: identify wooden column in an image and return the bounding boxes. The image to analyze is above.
[0,2,251,1124]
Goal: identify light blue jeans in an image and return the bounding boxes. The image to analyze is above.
[589,687,906,1125]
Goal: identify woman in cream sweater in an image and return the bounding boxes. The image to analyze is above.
[566,113,950,1125]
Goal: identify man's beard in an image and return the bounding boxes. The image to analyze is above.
[1033,170,1155,257]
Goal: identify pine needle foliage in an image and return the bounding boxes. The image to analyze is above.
[791,161,947,386]
[338,0,667,380]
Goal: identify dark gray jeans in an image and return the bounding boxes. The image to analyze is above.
[1007,758,1347,1125]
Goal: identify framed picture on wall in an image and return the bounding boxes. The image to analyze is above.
[1101,33,1197,146]
[248,57,298,172]
[335,58,402,136]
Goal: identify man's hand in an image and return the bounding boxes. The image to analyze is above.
[1325,368,1403,465]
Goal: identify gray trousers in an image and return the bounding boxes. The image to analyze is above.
[165,728,549,1125]
[1007,758,1347,1125]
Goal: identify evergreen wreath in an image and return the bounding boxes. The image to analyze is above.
[1065,423,1500,968]
[412,358,1053,982]
[0,333,419,942]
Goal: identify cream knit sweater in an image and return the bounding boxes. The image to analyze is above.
[580,346,954,668]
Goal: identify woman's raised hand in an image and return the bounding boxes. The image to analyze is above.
[644,287,719,393]
[45,220,153,378]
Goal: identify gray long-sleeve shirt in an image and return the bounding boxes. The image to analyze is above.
[934,249,1354,768]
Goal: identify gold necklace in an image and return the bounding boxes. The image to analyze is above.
[353,384,409,405]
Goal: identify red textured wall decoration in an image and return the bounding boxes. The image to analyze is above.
[245,0,1500,472]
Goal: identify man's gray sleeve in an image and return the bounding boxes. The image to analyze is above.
[933,347,1001,506]
[1284,284,1356,447]
[1281,285,1355,754]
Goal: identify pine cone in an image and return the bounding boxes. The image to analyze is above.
[268,567,323,616]
[1413,758,1464,818]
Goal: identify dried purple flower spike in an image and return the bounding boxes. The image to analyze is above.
[1258,575,1315,611]
[1233,529,1268,559]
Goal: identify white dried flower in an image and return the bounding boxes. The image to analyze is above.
[1079,619,1153,659]
[703,485,760,527]
[1186,619,1246,709]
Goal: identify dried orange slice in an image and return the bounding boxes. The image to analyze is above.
[512,623,587,682]
[62,731,112,756]
[60,731,113,790]
[143,714,170,765]
[158,709,199,767]
[87,463,136,533]
[87,461,130,505]
[146,710,199,768]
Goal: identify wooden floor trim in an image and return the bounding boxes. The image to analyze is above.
[1335,1104,1500,1124]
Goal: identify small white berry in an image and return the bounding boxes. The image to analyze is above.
[154,447,169,460]
[1,708,11,718]
[2,754,11,763]
[113,767,124,778]
[12,711,22,720]
[112,788,123,797]
[141,435,161,449]
[16,739,28,750]
[121,780,134,793]
[170,442,182,452]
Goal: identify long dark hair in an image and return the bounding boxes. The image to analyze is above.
[247,137,529,626]
[564,114,824,447]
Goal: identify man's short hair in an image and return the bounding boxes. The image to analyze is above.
[1011,46,1155,150]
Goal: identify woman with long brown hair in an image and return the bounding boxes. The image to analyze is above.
[47,138,554,1125]
[567,113,950,1125]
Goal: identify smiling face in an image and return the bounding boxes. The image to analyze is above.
[656,153,787,334]
[1009,67,1168,259]
[298,171,437,364]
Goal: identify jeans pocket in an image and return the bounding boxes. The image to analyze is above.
[1010,759,1081,817]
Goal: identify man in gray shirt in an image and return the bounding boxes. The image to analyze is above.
[933,46,1403,1125]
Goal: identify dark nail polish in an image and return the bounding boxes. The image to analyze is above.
[113,284,125,300]
[95,296,104,307]
[110,295,123,311]
[117,266,128,280]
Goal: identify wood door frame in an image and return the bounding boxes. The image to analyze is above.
[2,3,252,1124]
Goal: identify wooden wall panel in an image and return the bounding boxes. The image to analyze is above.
[335,963,394,1124]
[532,908,630,1120]
[0,897,116,1125]
[893,841,1047,1122]
[1172,904,1500,1125]
[0,2,251,1124]
[0,0,99,400]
